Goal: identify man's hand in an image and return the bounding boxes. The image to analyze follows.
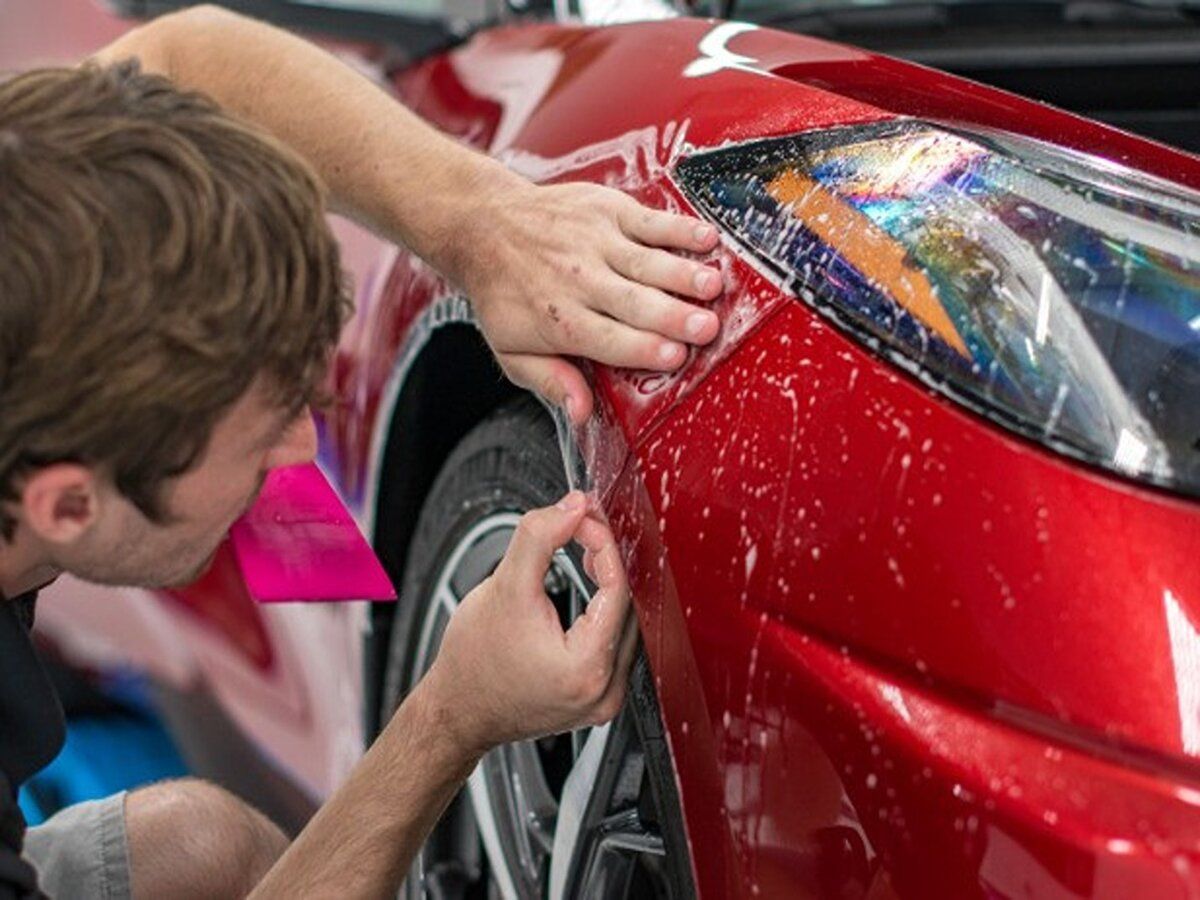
[100,7,724,428]
[423,491,637,754]
[250,491,633,898]
[454,181,723,425]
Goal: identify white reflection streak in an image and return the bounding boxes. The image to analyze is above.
[1189,313,1200,332]
[939,190,1165,465]
[683,23,761,79]
[879,683,913,725]
[1163,589,1200,756]
[1005,165,1200,263]
[1035,274,1052,345]
[451,50,563,154]
[1113,428,1149,472]
[577,0,674,25]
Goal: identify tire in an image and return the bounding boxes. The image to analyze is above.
[379,396,696,900]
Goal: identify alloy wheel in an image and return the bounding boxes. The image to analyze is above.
[405,512,676,900]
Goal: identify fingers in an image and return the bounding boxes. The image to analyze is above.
[500,493,589,594]
[591,616,640,723]
[617,200,720,255]
[560,512,634,724]
[574,514,624,593]
[510,297,690,374]
[582,547,598,585]
[606,243,722,303]
[593,275,721,348]
[566,310,689,371]
[568,515,631,658]
[498,353,594,426]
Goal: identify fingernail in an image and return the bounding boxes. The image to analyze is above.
[557,491,584,511]
[658,342,682,364]
[686,311,714,339]
[693,269,716,293]
[693,224,716,243]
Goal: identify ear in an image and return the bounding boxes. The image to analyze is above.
[19,464,101,546]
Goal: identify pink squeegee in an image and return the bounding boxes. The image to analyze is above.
[228,463,396,603]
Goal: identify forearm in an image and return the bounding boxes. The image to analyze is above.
[249,677,481,899]
[95,5,519,275]
[94,4,725,422]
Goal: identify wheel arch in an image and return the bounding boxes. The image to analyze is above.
[362,310,521,737]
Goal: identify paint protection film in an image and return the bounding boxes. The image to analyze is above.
[677,121,1200,496]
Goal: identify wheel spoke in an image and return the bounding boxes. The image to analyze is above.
[505,742,558,854]
[452,527,516,598]
[547,722,614,900]
[406,508,675,900]
[594,809,665,857]
[414,588,457,675]
[435,585,459,617]
[423,860,478,900]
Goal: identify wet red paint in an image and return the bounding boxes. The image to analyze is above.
[404,21,1200,896]
[163,543,274,671]
[622,301,1200,897]
[10,3,1200,895]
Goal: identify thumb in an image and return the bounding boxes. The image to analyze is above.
[498,352,594,426]
[498,492,588,594]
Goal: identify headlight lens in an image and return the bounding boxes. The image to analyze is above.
[676,121,1200,497]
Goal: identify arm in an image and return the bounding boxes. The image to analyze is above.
[249,494,635,897]
[247,678,479,898]
[94,6,724,425]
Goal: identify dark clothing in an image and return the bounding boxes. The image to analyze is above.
[0,593,65,898]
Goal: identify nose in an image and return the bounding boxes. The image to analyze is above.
[266,409,318,470]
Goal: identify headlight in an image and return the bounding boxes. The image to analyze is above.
[676,120,1200,497]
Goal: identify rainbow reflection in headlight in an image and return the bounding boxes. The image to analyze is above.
[676,120,1200,496]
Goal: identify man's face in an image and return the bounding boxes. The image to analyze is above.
[61,379,318,589]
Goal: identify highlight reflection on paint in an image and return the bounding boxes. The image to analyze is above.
[677,121,1200,495]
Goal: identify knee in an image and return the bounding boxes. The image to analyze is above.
[126,778,289,899]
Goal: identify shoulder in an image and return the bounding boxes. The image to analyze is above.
[0,595,65,796]
[8,595,36,634]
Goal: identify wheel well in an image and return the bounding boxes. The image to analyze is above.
[363,323,520,737]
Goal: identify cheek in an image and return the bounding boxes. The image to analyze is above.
[171,475,252,527]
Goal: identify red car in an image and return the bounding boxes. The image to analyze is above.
[4,1,1199,897]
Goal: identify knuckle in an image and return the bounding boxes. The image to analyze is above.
[568,668,609,707]
[623,250,647,284]
[589,312,618,345]
[678,259,702,289]
[641,335,668,368]
[564,672,591,706]
[539,373,562,402]
[535,306,573,348]
[594,183,621,206]
[594,696,624,724]
[515,510,545,544]
[600,185,626,206]
[620,284,642,315]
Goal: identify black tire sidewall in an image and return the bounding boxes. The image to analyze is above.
[380,396,567,719]
[377,395,697,898]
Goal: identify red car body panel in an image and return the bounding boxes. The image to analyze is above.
[5,2,1200,897]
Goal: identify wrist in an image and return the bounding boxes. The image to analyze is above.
[405,663,495,767]
[426,160,532,290]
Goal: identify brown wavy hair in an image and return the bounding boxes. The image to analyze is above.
[0,60,351,540]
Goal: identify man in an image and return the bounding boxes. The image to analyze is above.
[0,5,723,897]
